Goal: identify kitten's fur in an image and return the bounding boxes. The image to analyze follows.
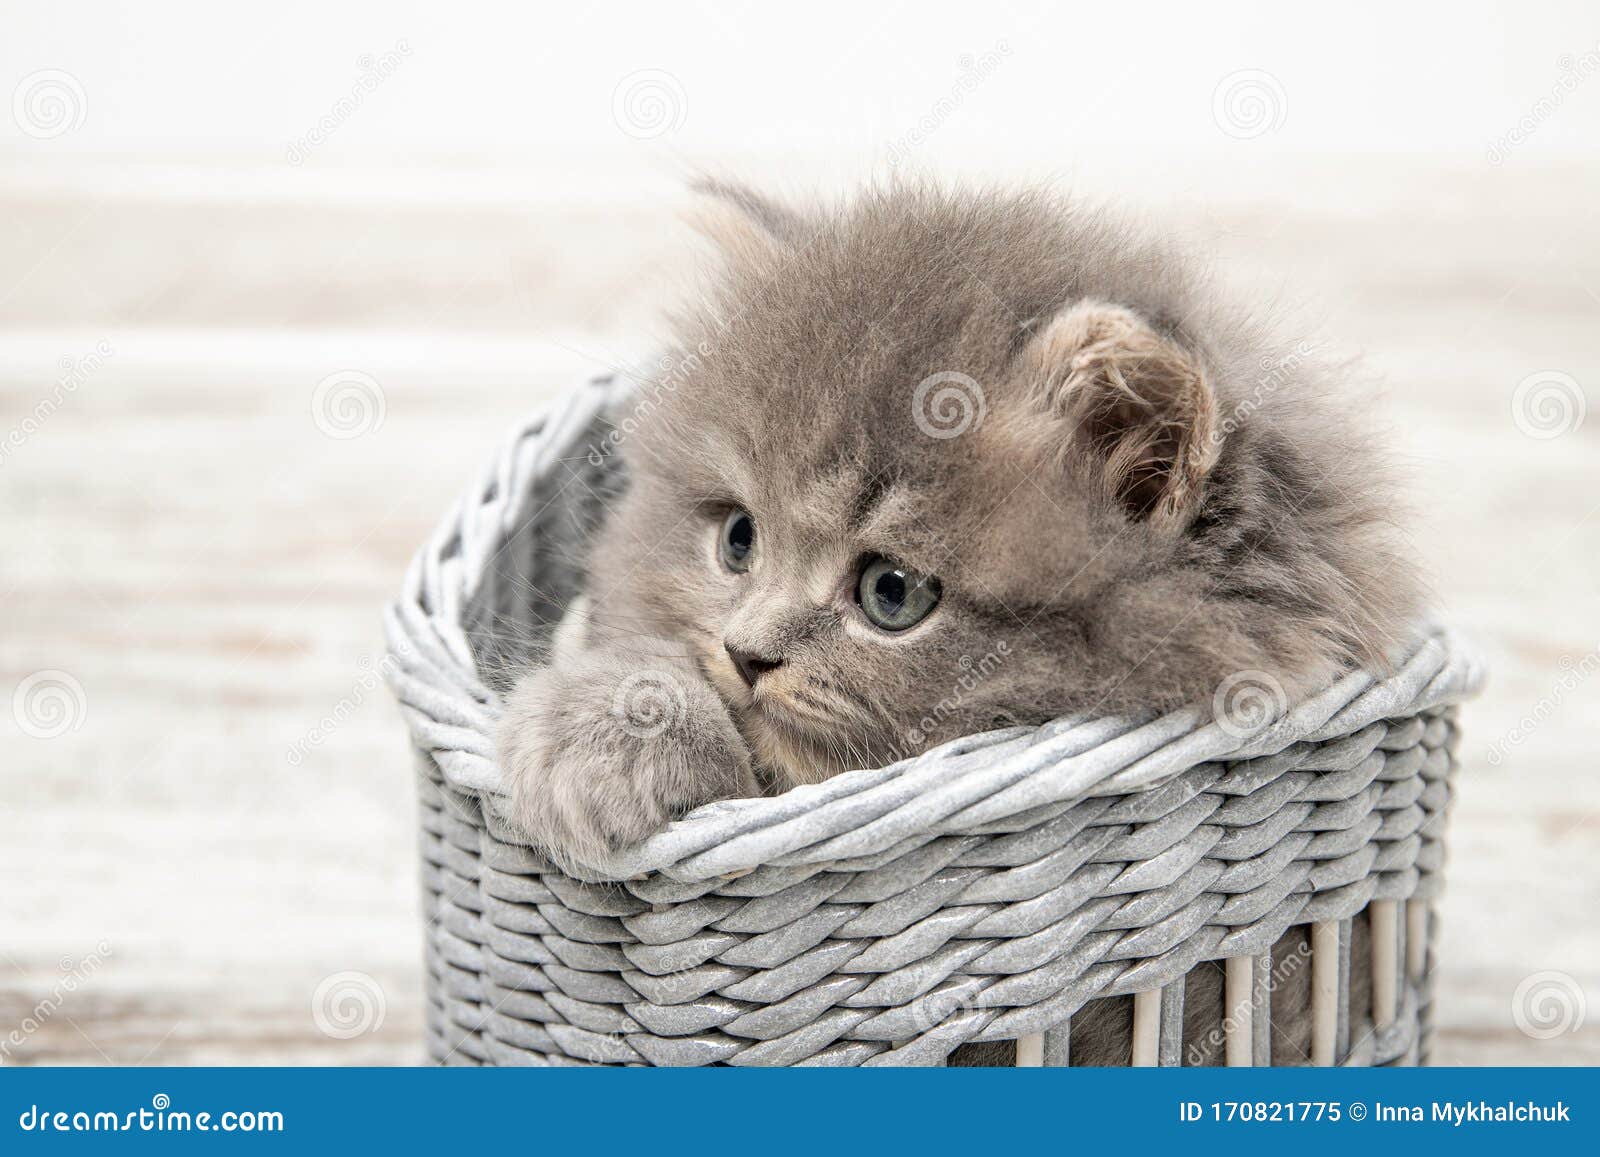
[500,180,1420,870]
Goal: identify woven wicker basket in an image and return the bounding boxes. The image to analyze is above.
[385,375,1485,1067]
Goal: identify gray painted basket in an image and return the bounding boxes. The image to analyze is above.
[384,375,1485,1067]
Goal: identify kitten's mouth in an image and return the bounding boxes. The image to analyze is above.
[702,655,800,727]
[738,708,848,786]
[697,651,844,785]
[696,651,755,710]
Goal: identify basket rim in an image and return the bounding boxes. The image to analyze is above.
[386,374,1486,882]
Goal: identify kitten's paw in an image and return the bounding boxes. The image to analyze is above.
[497,655,755,871]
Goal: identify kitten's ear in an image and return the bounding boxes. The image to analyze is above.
[688,178,809,255]
[1021,300,1219,522]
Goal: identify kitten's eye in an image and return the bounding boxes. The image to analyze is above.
[857,556,941,631]
[718,508,756,573]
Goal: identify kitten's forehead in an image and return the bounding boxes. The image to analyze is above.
[669,192,1063,429]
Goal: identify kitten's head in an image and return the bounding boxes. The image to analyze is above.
[588,181,1420,783]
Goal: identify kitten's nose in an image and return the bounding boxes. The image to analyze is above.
[725,644,781,688]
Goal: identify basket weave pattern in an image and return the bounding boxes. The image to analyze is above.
[387,377,1484,1066]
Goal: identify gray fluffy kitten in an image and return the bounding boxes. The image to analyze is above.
[500,180,1420,873]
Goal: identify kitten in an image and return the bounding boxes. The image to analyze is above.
[499,179,1421,876]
